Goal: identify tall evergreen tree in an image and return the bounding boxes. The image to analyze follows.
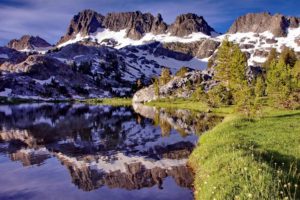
[263,48,277,69]
[254,75,266,98]
[214,40,248,105]
[279,47,297,67]
[266,59,293,106]
[160,67,172,85]
[214,39,234,87]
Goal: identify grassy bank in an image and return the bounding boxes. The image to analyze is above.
[189,112,300,199]
[145,98,236,114]
[81,98,132,106]
[190,111,300,199]
[149,99,300,199]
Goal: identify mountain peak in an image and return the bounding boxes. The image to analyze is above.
[7,35,51,51]
[169,13,215,37]
[58,9,105,44]
[228,12,300,37]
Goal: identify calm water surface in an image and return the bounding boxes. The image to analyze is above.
[0,103,222,200]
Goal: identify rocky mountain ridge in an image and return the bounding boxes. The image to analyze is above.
[1,11,300,99]
[58,10,216,45]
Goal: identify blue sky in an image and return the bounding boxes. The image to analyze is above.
[0,0,300,45]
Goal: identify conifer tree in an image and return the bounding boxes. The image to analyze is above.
[154,78,160,96]
[293,61,300,87]
[279,47,297,67]
[214,39,233,87]
[266,59,293,106]
[230,44,248,89]
[160,67,171,85]
[254,75,266,98]
[214,40,248,105]
[263,48,277,69]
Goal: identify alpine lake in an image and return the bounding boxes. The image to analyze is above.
[0,103,223,200]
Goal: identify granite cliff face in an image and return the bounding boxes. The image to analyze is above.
[163,39,220,59]
[168,13,215,37]
[7,35,52,51]
[103,11,168,39]
[228,12,300,37]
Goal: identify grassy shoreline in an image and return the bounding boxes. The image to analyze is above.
[147,99,300,199]
[80,98,132,106]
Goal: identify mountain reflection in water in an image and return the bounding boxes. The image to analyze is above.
[0,103,222,200]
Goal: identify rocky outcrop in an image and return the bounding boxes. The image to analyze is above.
[7,35,52,51]
[163,39,220,59]
[196,39,220,58]
[133,70,215,103]
[133,85,158,103]
[0,54,70,75]
[168,13,215,37]
[228,12,300,37]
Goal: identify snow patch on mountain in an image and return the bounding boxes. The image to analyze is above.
[58,28,218,49]
[218,27,300,65]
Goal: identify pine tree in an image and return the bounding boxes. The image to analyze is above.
[230,44,248,89]
[254,75,266,98]
[214,39,234,86]
[154,78,160,97]
[266,59,293,106]
[160,67,171,85]
[293,61,300,87]
[213,40,249,106]
[263,48,277,69]
[279,47,297,67]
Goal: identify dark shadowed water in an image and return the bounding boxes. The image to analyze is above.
[0,103,222,200]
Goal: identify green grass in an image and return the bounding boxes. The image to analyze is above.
[148,98,300,199]
[145,98,235,114]
[81,98,132,106]
[189,112,300,200]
